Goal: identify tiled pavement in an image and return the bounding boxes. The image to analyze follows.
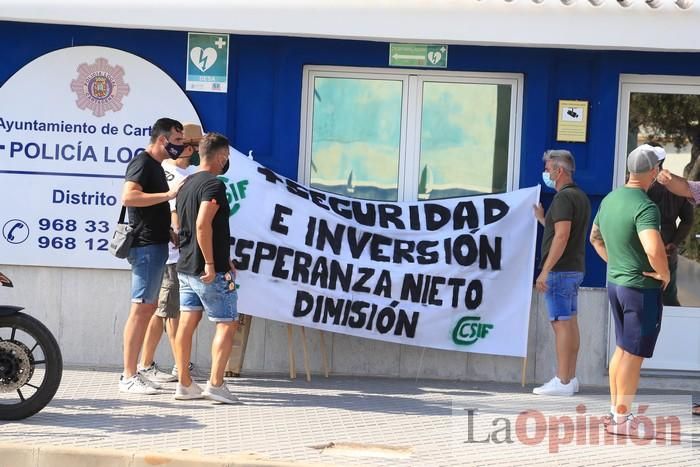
[0,369,698,466]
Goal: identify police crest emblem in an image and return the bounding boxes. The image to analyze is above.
[70,57,130,117]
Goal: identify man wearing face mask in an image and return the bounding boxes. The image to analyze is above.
[174,132,241,404]
[137,123,205,384]
[119,118,186,394]
[533,150,591,396]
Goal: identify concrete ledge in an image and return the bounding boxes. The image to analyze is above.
[0,443,35,467]
[0,443,321,467]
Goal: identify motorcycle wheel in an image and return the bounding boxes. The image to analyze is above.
[0,312,63,420]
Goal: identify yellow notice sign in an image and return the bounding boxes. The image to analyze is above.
[556,100,588,142]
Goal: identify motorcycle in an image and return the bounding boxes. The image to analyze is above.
[0,271,62,420]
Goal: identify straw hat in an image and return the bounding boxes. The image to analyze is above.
[182,123,204,145]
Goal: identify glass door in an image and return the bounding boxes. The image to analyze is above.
[613,75,700,372]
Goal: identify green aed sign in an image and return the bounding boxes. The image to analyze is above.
[389,43,448,68]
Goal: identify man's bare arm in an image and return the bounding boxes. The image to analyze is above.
[589,223,608,263]
[656,169,693,198]
[122,181,181,207]
[639,229,670,289]
[196,200,220,283]
[535,221,571,292]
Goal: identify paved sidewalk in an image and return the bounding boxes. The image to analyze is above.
[0,369,697,466]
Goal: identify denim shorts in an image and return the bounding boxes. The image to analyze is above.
[544,271,585,321]
[127,243,169,305]
[178,272,238,322]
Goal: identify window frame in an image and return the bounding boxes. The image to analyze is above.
[298,65,524,201]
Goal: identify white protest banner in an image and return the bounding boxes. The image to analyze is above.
[226,154,540,358]
[0,46,201,269]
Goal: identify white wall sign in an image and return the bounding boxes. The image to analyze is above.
[0,46,201,269]
[227,155,539,357]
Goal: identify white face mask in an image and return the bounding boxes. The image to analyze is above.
[542,171,556,189]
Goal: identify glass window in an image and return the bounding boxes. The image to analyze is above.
[301,67,522,202]
[418,82,511,200]
[309,77,403,201]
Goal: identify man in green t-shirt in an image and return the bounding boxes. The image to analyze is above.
[533,149,590,397]
[590,144,669,438]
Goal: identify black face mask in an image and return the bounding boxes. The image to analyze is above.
[164,139,186,159]
[189,151,200,166]
[221,158,230,175]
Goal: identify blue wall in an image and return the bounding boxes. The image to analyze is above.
[3,21,700,287]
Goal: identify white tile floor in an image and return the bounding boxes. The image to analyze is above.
[0,369,697,466]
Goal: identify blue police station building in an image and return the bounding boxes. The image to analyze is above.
[1,0,698,389]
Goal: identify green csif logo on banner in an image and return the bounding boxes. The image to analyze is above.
[218,177,249,217]
[452,316,493,346]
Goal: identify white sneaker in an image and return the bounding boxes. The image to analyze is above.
[606,414,656,439]
[139,362,177,383]
[572,376,580,393]
[203,382,242,404]
[174,382,204,400]
[137,373,162,390]
[119,374,159,395]
[532,376,574,396]
[172,362,206,381]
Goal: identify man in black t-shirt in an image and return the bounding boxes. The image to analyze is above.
[118,118,186,395]
[173,132,241,404]
[645,143,693,306]
[533,149,591,397]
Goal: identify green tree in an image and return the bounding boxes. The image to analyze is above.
[629,93,700,261]
[628,93,700,179]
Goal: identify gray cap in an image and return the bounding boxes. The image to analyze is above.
[627,144,660,174]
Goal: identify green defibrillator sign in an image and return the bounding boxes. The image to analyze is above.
[389,43,448,68]
[186,33,229,93]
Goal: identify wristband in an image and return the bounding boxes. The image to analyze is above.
[205,262,214,265]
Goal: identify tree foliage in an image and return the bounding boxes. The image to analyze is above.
[629,93,700,262]
[629,93,700,179]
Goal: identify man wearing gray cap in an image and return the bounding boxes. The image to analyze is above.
[589,144,669,438]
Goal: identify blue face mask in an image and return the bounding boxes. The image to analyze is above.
[542,171,556,189]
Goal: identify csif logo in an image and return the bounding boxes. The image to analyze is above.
[218,177,249,217]
[452,316,493,346]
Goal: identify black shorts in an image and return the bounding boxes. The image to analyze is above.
[607,282,663,358]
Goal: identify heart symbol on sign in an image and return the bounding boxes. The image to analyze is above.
[190,47,218,72]
[427,51,442,65]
